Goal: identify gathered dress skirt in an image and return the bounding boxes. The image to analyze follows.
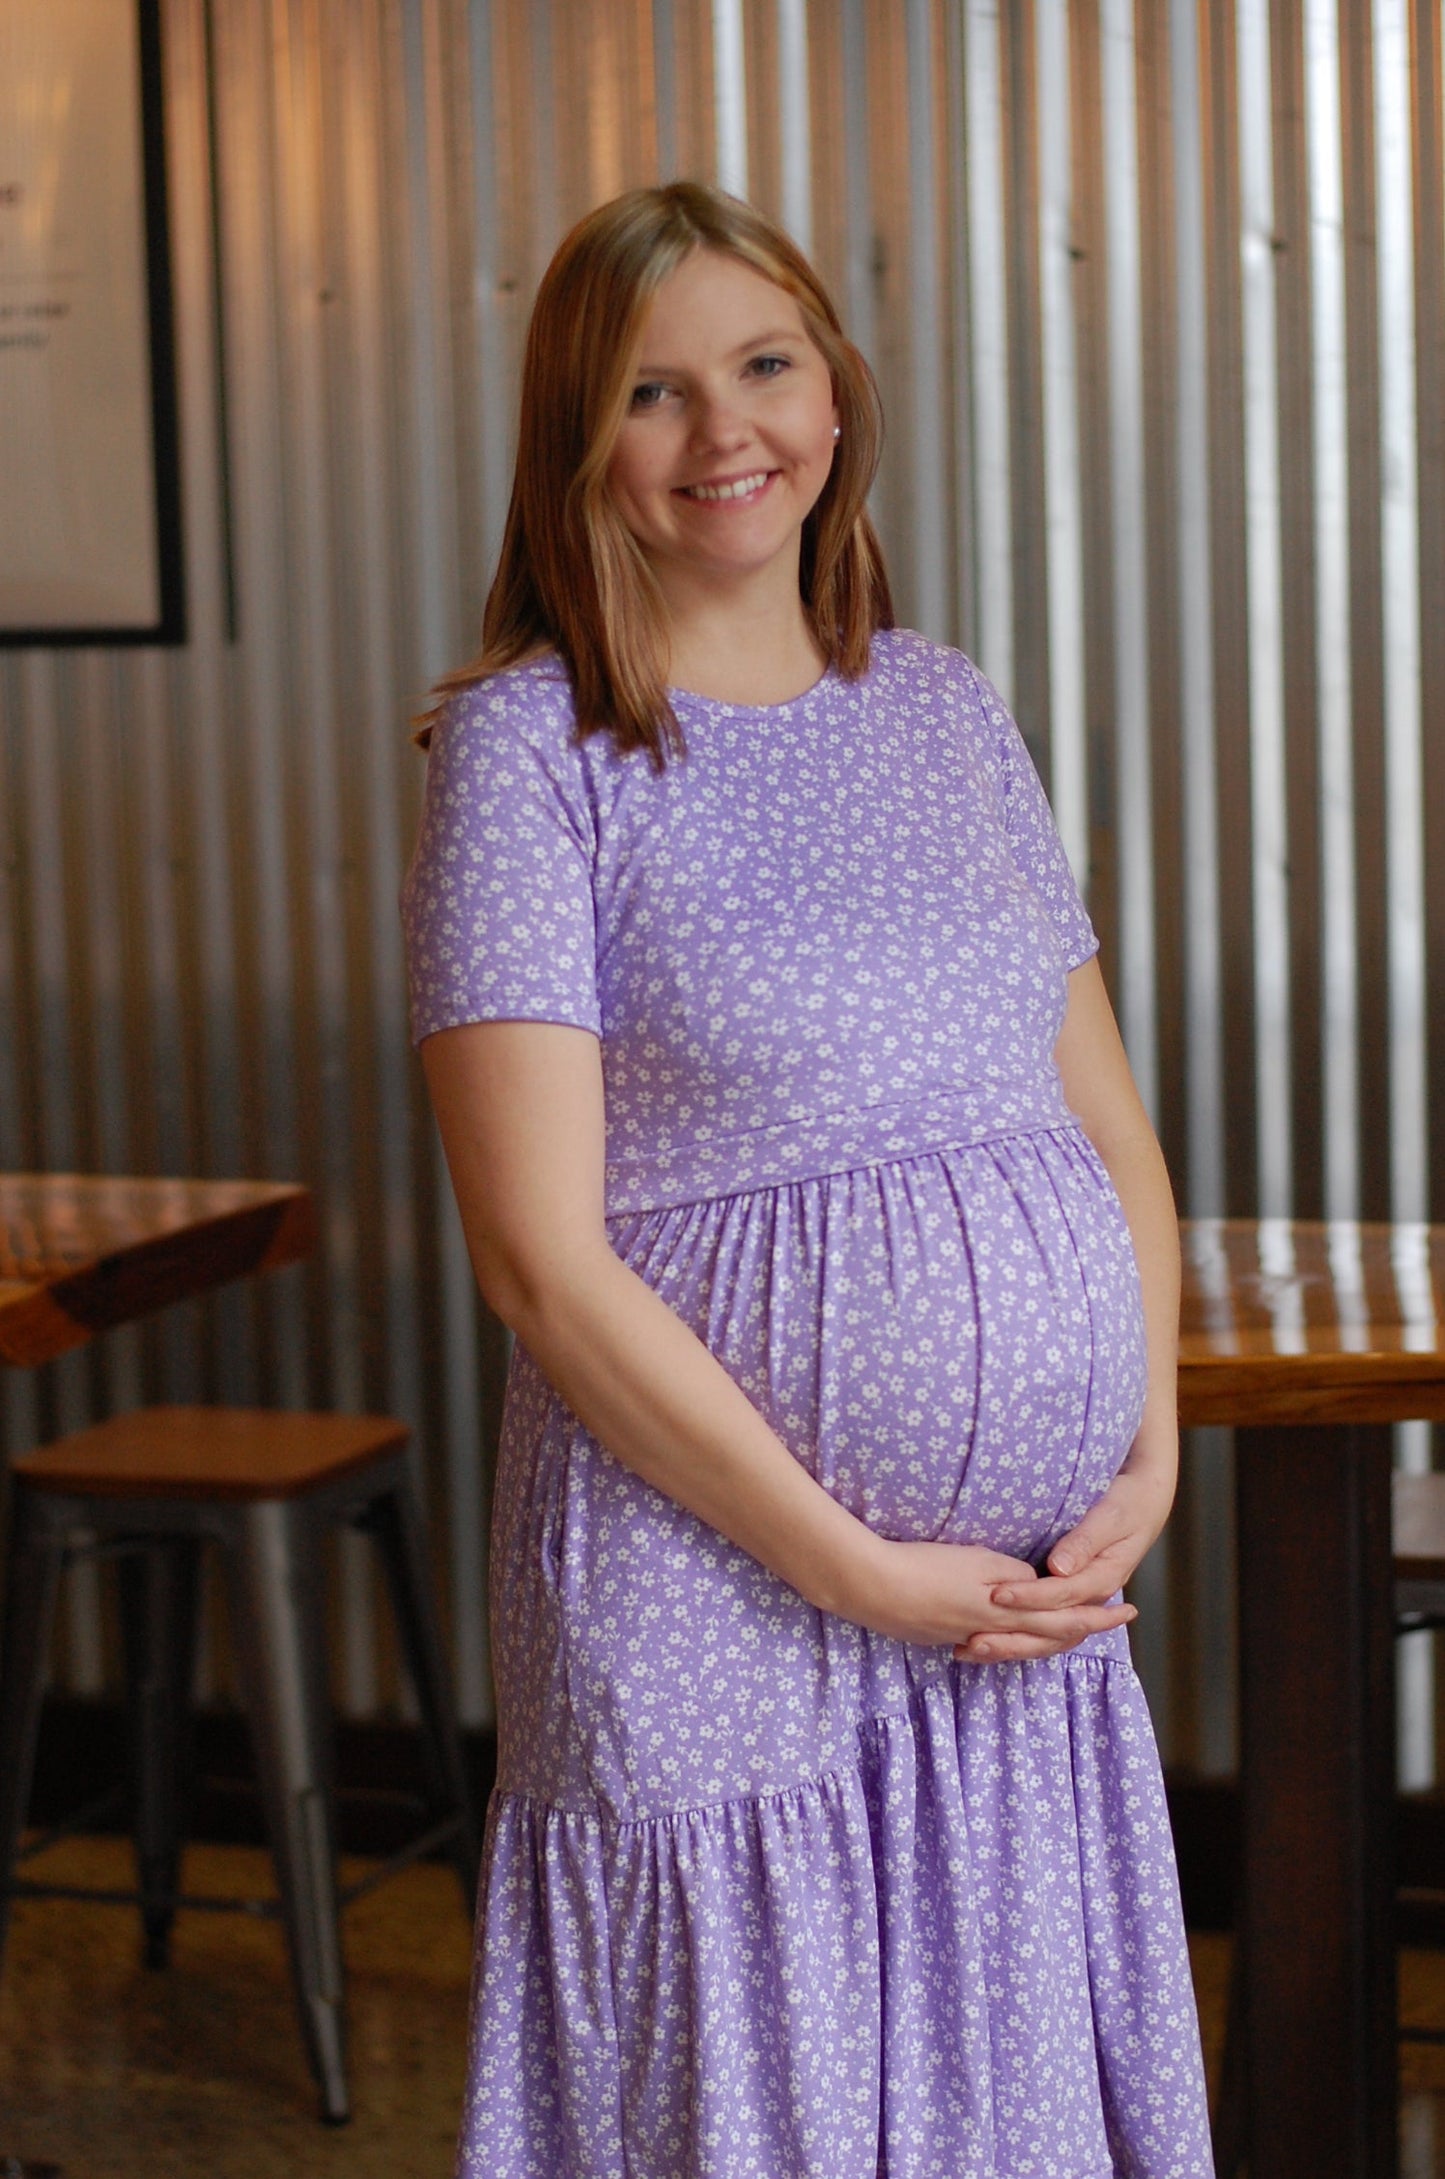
[458,1128,1212,2179]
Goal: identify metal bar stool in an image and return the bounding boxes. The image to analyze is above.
[0,1407,481,2124]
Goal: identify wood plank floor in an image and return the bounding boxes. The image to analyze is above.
[3,1834,1445,2173]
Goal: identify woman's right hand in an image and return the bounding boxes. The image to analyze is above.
[840,1535,1137,1657]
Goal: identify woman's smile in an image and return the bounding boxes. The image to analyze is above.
[675,468,777,505]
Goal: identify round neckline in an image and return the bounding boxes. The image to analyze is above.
[665,659,839,716]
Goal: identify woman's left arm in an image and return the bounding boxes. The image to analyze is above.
[953,955,1180,1658]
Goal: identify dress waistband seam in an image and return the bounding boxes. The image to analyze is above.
[605,1113,1087,1222]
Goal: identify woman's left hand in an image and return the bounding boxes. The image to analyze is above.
[951,1458,1175,1662]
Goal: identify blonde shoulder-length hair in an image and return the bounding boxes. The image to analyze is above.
[416,181,894,765]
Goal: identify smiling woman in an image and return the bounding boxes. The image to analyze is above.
[403,181,1211,2179]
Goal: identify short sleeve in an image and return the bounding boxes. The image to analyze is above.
[400,685,601,1045]
[966,659,1098,971]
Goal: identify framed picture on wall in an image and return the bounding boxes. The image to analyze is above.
[0,0,185,646]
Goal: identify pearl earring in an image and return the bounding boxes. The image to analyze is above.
[832,425,841,442]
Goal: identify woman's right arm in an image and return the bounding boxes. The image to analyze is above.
[422,1016,1136,1657]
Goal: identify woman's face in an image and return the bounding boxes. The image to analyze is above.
[605,250,839,601]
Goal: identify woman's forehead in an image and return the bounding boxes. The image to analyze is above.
[632,252,811,359]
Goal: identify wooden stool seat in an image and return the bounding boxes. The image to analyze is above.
[12,1407,411,1502]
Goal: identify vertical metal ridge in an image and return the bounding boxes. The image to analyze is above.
[1269,0,1325,1223]
[1068,0,1117,971]
[1340,0,1391,1220]
[961,1,1013,690]
[838,0,874,370]
[329,0,438,1711]
[1001,0,1051,774]
[741,2,782,233]
[1203,0,1261,1215]
[1035,0,1088,877]
[1415,0,1445,1229]
[712,0,747,192]
[1306,0,1360,1222]
[1135,0,1186,1197]
[298,0,375,1712]
[212,0,310,1411]
[1171,0,1225,1219]
[628,0,664,188]
[578,0,620,201]
[393,0,469,1696]
[466,0,514,585]
[804,5,846,321]
[284,0,366,1421]
[776,0,811,248]
[524,0,561,271]
[165,0,243,1231]
[1237,0,1292,1215]
[855,3,913,607]
[346,0,426,1445]
[942,0,976,657]
[906,0,947,642]
[652,0,678,177]
[1373,0,1427,1225]
[1102,0,1159,1117]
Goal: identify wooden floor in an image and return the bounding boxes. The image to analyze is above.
[3,1833,1445,2173]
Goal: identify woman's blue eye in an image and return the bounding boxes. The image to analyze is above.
[629,382,670,410]
[748,354,790,378]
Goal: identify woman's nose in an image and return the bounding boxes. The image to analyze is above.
[690,391,749,451]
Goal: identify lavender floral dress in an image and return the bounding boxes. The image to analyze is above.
[402,629,1212,2179]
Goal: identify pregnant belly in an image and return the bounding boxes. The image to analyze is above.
[609,1124,1148,1563]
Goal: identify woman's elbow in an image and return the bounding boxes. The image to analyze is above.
[465,1221,612,1340]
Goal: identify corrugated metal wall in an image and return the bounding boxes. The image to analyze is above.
[4,0,1444,1774]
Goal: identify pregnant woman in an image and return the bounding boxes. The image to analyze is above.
[404,181,1212,2178]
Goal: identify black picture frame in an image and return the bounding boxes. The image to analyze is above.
[0,0,185,647]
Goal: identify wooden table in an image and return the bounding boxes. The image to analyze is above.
[0,1175,315,1369]
[1179,1217,1445,2179]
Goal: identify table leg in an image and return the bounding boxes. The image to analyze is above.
[1235,1422,1398,2179]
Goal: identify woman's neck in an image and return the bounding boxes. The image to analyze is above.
[659,586,827,707]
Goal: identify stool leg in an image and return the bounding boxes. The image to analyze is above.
[364,1477,481,1909]
[222,1499,348,2124]
[119,1538,202,1970]
[0,1490,63,1979]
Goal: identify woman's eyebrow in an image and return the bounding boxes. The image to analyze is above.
[631,329,807,375]
[727,327,806,354]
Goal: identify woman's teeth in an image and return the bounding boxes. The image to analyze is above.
[682,472,770,501]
